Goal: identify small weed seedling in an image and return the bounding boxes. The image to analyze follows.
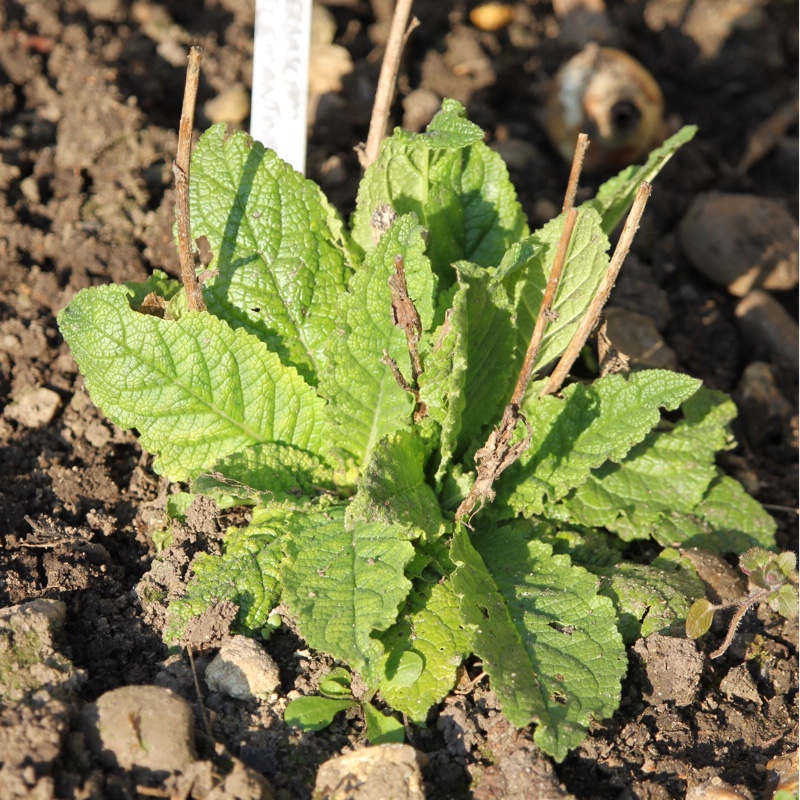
[58,54,783,759]
[686,548,798,658]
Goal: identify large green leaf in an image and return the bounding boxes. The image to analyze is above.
[191,124,353,383]
[451,525,625,762]
[319,214,435,468]
[379,579,471,723]
[500,208,611,373]
[346,431,444,540]
[504,371,700,516]
[280,507,415,684]
[58,285,330,480]
[352,99,528,283]
[419,261,518,482]
[550,389,741,539]
[192,442,335,506]
[586,125,698,235]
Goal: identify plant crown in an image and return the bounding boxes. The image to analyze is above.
[58,101,778,760]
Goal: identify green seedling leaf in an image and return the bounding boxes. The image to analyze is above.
[503,208,611,372]
[740,546,773,575]
[587,125,698,235]
[504,371,700,516]
[125,269,183,311]
[284,696,354,732]
[685,598,716,639]
[58,285,330,481]
[319,667,353,699]
[776,551,797,578]
[419,262,517,481]
[379,579,471,723]
[452,525,625,762]
[770,585,799,619]
[320,214,434,468]
[280,507,415,684]
[363,703,405,744]
[166,492,195,520]
[191,124,352,384]
[192,443,335,506]
[352,99,528,283]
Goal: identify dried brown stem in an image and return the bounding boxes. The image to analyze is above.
[542,181,652,396]
[562,133,589,213]
[511,206,578,407]
[173,46,205,312]
[389,255,423,382]
[361,0,416,169]
[455,207,579,523]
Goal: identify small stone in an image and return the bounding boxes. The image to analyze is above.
[735,290,799,371]
[720,663,762,704]
[680,549,746,605]
[4,386,61,427]
[686,776,749,800]
[309,43,353,98]
[679,192,798,296]
[0,599,83,702]
[402,88,441,133]
[205,636,281,701]
[82,685,196,772]
[632,633,704,707]
[204,84,251,126]
[491,138,539,171]
[314,744,428,800]
[735,361,794,446]
[765,751,799,799]
[311,3,337,46]
[603,307,677,370]
[469,3,515,33]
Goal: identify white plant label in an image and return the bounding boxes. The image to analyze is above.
[251,0,312,174]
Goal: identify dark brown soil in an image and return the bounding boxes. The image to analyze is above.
[0,1,796,799]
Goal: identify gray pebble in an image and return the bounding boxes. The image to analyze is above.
[205,636,281,701]
[679,192,798,296]
[735,290,798,371]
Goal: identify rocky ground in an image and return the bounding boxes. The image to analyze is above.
[0,1,797,799]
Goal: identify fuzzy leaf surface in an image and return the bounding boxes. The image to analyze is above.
[164,505,293,643]
[503,208,610,373]
[352,99,528,282]
[320,215,434,468]
[346,430,444,539]
[192,443,335,505]
[587,125,697,235]
[419,262,517,481]
[191,124,352,383]
[651,474,777,552]
[550,389,740,539]
[58,285,329,481]
[378,579,471,723]
[597,548,705,643]
[280,507,415,683]
[504,371,700,516]
[451,525,625,761]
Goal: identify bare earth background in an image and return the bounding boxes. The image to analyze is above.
[0,1,797,799]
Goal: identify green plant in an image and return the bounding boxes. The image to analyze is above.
[57,100,777,761]
[284,666,404,744]
[686,548,798,658]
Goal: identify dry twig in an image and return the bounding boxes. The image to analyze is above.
[173,46,206,312]
[542,181,652,396]
[361,0,418,168]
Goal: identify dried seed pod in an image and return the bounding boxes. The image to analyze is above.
[544,44,665,172]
